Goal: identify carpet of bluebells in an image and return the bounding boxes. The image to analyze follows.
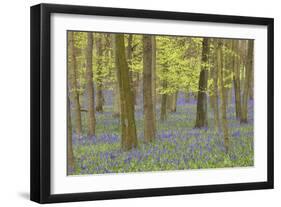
[69,91,254,175]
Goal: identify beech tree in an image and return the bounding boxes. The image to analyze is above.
[126,34,135,105]
[113,73,120,118]
[167,92,178,112]
[114,34,138,150]
[241,40,254,123]
[85,32,96,136]
[209,39,220,131]
[95,34,104,112]
[232,40,242,120]
[67,87,74,174]
[151,36,157,117]
[195,38,210,128]
[68,32,82,137]
[143,35,156,142]
[160,76,168,121]
[217,40,229,152]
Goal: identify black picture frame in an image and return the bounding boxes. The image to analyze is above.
[30,3,274,204]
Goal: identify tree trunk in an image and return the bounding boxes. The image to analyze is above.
[239,40,247,93]
[133,73,140,105]
[126,34,136,106]
[111,34,120,118]
[223,53,230,109]
[67,89,74,174]
[160,82,167,121]
[96,35,104,112]
[241,40,254,123]
[167,92,178,112]
[85,32,96,136]
[114,34,138,150]
[232,40,242,119]
[171,92,178,112]
[210,41,220,131]
[166,94,172,112]
[143,35,156,142]
[228,88,232,104]
[249,68,254,100]
[160,95,167,121]
[217,40,229,152]
[68,32,82,137]
[151,36,157,118]
[195,38,210,128]
[113,80,120,118]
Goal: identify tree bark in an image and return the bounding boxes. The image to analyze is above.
[241,40,254,123]
[210,40,220,131]
[126,34,136,105]
[232,40,242,119]
[151,36,157,118]
[217,40,229,152]
[166,94,172,112]
[249,68,254,100]
[95,34,104,112]
[167,92,178,112]
[85,32,96,136]
[143,35,156,142]
[68,32,82,137]
[171,92,178,112]
[113,79,120,118]
[133,73,140,105]
[111,34,120,118]
[195,38,210,128]
[160,82,167,121]
[223,45,231,109]
[67,88,74,174]
[114,34,138,150]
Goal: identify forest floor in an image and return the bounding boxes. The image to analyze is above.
[70,92,254,175]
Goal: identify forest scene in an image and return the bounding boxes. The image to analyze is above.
[67,31,254,175]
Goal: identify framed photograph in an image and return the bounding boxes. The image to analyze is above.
[30,3,274,203]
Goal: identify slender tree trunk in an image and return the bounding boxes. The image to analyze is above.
[126,34,136,105]
[151,36,157,118]
[171,91,178,112]
[223,57,230,108]
[166,94,172,112]
[113,80,120,118]
[160,94,167,121]
[240,40,247,93]
[160,76,168,121]
[241,40,254,123]
[67,89,74,174]
[110,34,120,118]
[143,35,156,142]
[133,73,140,105]
[217,40,229,152]
[96,35,104,112]
[167,92,178,112]
[232,40,242,119]
[68,32,82,137]
[228,88,232,104]
[248,40,254,101]
[114,34,138,150]
[85,32,96,136]
[210,42,220,131]
[195,38,210,128]
[249,68,254,100]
